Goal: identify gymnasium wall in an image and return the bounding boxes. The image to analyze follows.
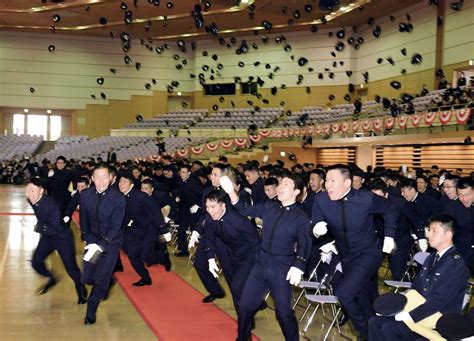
[0,0,472,137]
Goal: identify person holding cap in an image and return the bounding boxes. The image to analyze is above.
[311,164,398,340]
[220,173,311,341]
[79,164,126,325]
[26,177,87,304]
[47,155,74,214]
[62,176,90,224]
[368,213,469,340]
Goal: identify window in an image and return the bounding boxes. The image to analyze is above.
[204,83,236,96]
[241,82,257,94]
[13,114,25,135]
[27,115,47,138]
[49,115,62,141]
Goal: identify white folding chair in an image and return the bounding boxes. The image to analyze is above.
[384,251,430,292]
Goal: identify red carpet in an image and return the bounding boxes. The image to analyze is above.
[72,211,258,341]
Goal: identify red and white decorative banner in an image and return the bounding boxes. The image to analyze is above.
[190,146,204,155]
[411,114,422,128]
[373,118,383,131]
[424,111,436,126]
[331,123,340,133]
[281,129,289,138]
[352,121,360,132]
[439,110,453,125]
[259,129,271,137]
[385,117,394,129]
[362,119,372,132]
[341,121,350,133]
[306,127,314,135]
[175,148,189,158]
[294,128,301,137]
[220,140,233,149]
[315,125,322,135]
[206,143,219,152]
[149,154,161,162]
[456,108,471,124]
[249,134,262,142]
[321,124,329,134]
[288,128,294,137]
[397,115,408,129]
[234,138,248,147]
[271,130,282,138]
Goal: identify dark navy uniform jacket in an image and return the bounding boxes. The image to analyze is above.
[123,187,163,235]
[298,190,316,217]
[410,246,468,322]
[65,190,80,219]
[79,186,126,250]
[204,208,261,260]
[373,194,409,241]
[48,168,74,212]
[440,195,456,211]
[29,195,69,236]
[446,200,473,262]
[177,174,202,213]
[250,177,267,205]
[423,187,441,201]
[403,192,442,239]
[152,190,177,220]
[312,189,398,257]
[233,199,311,271]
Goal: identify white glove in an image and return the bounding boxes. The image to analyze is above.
[312,221,328,237]
[70,190,77,197]
[319,240,338,254]
[127,219,133,227]
[164,216,171,224]
[383,237,396,254]
[219,176,234,194]
[48,169,54,177]
[320,252,333,264]
[189,204,200,214]
[417,238,428,252]
[208,258,220,278]
[175,197,180,203]
[83,243,103,262]
[63,216,70,223]
[286,266,304,286]
[188,230,200,249]
[162,232,171,242]
[395,311,414,323]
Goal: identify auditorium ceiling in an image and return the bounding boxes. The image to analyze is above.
[0,0,424,40]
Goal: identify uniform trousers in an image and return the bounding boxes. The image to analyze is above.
[32,229,82,286]
[237,251,298,341]
[82,238,122,318]
[123,231,155,281]
[368,316,420,340]
[335,250,382,338]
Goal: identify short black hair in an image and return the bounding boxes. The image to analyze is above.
[29,177,47,189]
[56,155,67,163]
[77,176,90,186]
[416,175,428,183]
[284,173,305,193]
[205,188,227,204]
[309,168,326,181]
[213,163,228,173]
[141,178,154,187]
[178,164,191,172]
[327,164,353,181]
[264,177,279,187]
[457,177,474,190]
[400,178,417,190]
[244,162,259,172]
[93,163,110,174]
[428,213,456,236]
[368,178,388,194]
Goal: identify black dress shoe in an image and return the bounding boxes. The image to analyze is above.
[84,316,96,325]
[103,278,115,301]
[36,277,58,295]
[132,278,152,286]
[202,293,225,303]
[337,313,349,326]
[163,253,172,272]
[174,251,189,257]
[76,285,88,304]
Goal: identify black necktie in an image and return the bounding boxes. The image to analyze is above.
[433,253,440,267]
[340,198,349,252]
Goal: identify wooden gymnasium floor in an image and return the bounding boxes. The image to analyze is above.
[0,185,356,340]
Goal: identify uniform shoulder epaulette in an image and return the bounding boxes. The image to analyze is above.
[453,253,461,260]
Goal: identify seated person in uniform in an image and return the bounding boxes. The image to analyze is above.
[368,213,469,341]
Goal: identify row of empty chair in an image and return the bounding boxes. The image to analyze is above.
[55,135,88,148]
[195,107,283,129]
[0,134,43,161]
[126,109,207,129]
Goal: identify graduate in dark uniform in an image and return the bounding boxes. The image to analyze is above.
[79,164,126,325]
[221,173,311,341]
[119,173,168,286]
[416,175,441,201]
[175,164,203,256]
[263,176,279,201]
[400,178,442,252]
[243,162,267,204]
[447,177,474,273]
[369,213,469,340]
[369,178,413,280]
[26,178,87,304]
[311,164,398,339]
[63,176,90,224]
[203,189,261,315]
[440,174,460,210]
[48,155,75,214]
